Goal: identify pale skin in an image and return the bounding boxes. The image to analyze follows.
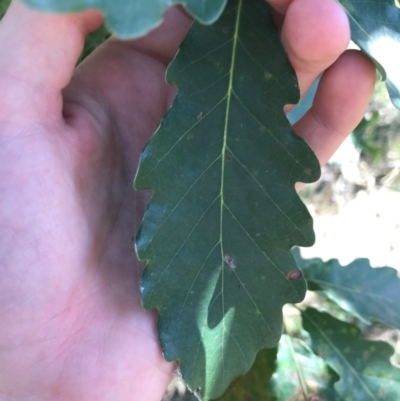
[0,0,375,399]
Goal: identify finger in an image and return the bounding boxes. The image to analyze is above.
[294,50,376,166]
[0,0,102,119]
[281,0,350,98]
[267,0,292,14]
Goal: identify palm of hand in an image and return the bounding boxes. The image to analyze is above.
[0,8,192,400]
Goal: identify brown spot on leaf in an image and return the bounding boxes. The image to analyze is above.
[287,270,303,280]
[224,254,236,269]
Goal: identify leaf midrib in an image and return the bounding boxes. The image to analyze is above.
[219,0,243,261]
[218,0,243,378]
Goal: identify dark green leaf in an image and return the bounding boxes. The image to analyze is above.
[216,347,277,401]
[22,0,227,38]
[270,335,340,401]
[135,0,320,398]
[0,0,11,18]
[339,0,400,108]
[303,309,400,401]
[293,249,400,330]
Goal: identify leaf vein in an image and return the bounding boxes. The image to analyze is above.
[175,38,234,75]
[178,241,220,321]
[141,96,227,180]
[148,195,220,298]
[231,91,308,169]
[226,146,309,244]
[223,203,301,299]
[142,155,221,253]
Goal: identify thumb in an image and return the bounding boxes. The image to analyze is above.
[0,0,103,121]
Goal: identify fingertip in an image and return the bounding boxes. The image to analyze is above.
[326,49,376,96]
[313,49,376,136]
[282,0,350,71]
[75,10,105,36]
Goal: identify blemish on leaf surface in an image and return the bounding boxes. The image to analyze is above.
[264,71,273,80]
[224,254,236,269]
[287,269,303,280]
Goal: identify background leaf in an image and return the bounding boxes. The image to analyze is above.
[269,335,340,401]
[22,0,227,38]
[214,335,340,401]
[135,0,320,399]
[293,249,400,330]
[303,309,400,401]
[339,0,400,108]
[286,79,320,126]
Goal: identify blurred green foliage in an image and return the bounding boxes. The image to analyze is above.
[352,111,384,164]
[0,0,11,18]
[78,24,110,63]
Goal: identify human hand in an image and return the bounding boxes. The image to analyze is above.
[0,0,374,400]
